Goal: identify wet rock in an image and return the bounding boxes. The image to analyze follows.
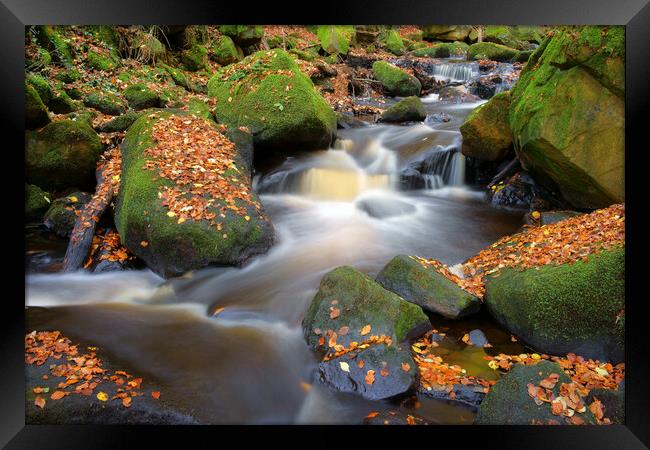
[356,197,416,219]
[336,112,368,129]
[485,246,625,363]
[302,266,431,400]
[488,171,547,210]
[379,96,426,123]
[419,383,486,408]
[524,210,583,226]
[399,168,426,190]
[468,329,489,347]
[44,192,92,237]
[467,42,518,62]
[586,388,624,424]
[376,255,481,319]
[460,91,512,162]
[475,361,597,424]
[25,184,52,222]
[438,85,480,103]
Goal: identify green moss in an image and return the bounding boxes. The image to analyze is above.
[99,111,143,132]
[25,82,50,130]
[26,47,52,70]
[85,50,118,71]
[217,26,264,47]
[26,73,52,104]
[372,60,421,97]
[289,48,316,61]
[35,26,74,66]
[460,91,512,161]
[207,49,336,151]
[316,25,355,55]
[124,83,160,110]
[380,96,426,123]
[181,44,208,71]
[187,98,214,122]
[49,90,80,114]
[380,29,405,56]
[56,68,81,84]
[25,119,102,190]
[485,246,624,362]
[25,184,52,221]
[161,64,199,92]
[267,35,298,50]
[83,92,126,115]
[421,25,471,42]
[212,35,242,66]
[87,25,119,48]
[115,110,272,277]
[412,44,450,58]
[467,42,518,61]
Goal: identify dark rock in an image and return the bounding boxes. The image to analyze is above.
[399,168,426,190]
[468,329,489,347]
[43,192,92,237]
[419,383,486,408]
[586,388,624,424]
[356,197,416,219]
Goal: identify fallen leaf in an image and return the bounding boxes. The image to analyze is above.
[365,370,375,385]
[365,411,379,419]
[50,391,66,400]
[151,391,161,399]
[97,391,108,402]
[339,362,350,372]
[122,397,132,408]
[34,396,45,408]
[329,308,340,319]
[360,325,371,336]
[401,362,410,372]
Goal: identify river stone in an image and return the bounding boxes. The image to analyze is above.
[25,184,52,221]
[419,382,486,408]
[467,42,518,62]
[484,246,625,363]
[460,91,512,161]
[475,361,597,424]
[208,49,336,152]
[114,110,274,278]
[468,329,489,347]
[302,266,431,400]
[376,255,481,319]
[44,192,92,237]
[380,96,426,123]
[356,197,416,219]
[586,387,624,424]
[509,26,624,209]
[372,61,421,97]
[421,25,472,42]
[25,119,103,191]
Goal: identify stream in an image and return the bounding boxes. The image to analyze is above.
[25,60,529,424]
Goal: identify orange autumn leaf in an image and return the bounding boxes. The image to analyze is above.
[50,390,66,400]
[401,362,410,372]
[380,368,389,377]
[551,400,565,415]
[329,308,340,319]
[151,391,161,399]
[365,370,375,385]
[406,415,416,425]
[357,360,365,369]
[122,397,132,408]
[34,395,45,408]
[589,399,604,421]
[365,411,379,419]
[360,325,371,336]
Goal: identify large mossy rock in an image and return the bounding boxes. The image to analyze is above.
[380,96,426,123]
[379,29,405,56]
[25,82,50,130]
[25,119,103,191]
[475,361,597,424]
[25,184,51,221]
[44,192,92,237]
[217,26,264,48]
[316,25,355,55]
[83,92,127,116]
[302,266,431,400]
[114,110,274,278]
[467,42,518,61]
[124,84,160,110]
[181,44,209,72]
[211,35,243,66]
[509,26,624,209]
[35,26,74,66]
[208,49,336,152]
[99,111,142,132]
[421,25,471,42]
[26,73,53,105]
[372,61,421,97]
[485,246,625,363]
[460,91,512,161]
[468,26,539,50]
[376,255,481,319]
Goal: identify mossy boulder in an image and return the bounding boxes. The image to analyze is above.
[25,82,50,130]
[376,255,481,319]
[49,91,80,114]
[510,26,546,44]
[514,50,533,63]
[26,47,52,70]
[509,26,624,209]
[187,98,214,122]
[380,29,405,56]
[460,91,512,161]
[99,111,142,132]
[124,84,160,110]
[43,192,92,237]
[114,110,274,278]
[25,184,52,221]
[217,26,264,48]
[25,119,102,191]
[85,50,119,71]
[181,44,208,71]
[83,92,127,116]
[302,266,431,400]
[412,44,450,58]
[316,25,355,55]
[475,361,597,424]
[380,96,426,123]
[372,61,421,97]
[468,26,530,50]
[586,387,624,424]
[211,35,243,66]
[467,42,518,61]
[35,26,74,66]
[485,246,625,363]
[56,69,81,84]
[161,64,198,92]
[26,73,53,105]
[421,25,472,42]
[207,49,336,152]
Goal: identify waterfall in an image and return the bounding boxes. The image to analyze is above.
[416,146,466,187]
[429,62,480,82]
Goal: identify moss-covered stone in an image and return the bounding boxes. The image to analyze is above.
[187,98,214,122]
[26,73,53,105]
[485,246,625,363]
[217,26,264,47]
[98,111,143,132]
[380,96,426,123]
[26,47,52,70]
[475,361,597,424]
[508,26,624,209]
[181,44,208,71]
[211,35,243,66]
[83,92,127,115]
[114,110,274,278]
[380,29,405,56]
[412,44,450,58]
[25,82,50,130]
[376,255,481,319]
[43,192,92,237]
[372,60,421,97]
[421,25,472,42]
[25,119,103,191]
[49,91,80,114]
[316,25,355,55]
[514,49,533,63]
[124,84,160,110]
[467,42,518,61]
[289,48,316,61]
[161,64,200,93]
[85,50,119,71]
[131,32,166,64]
[510,26,546,44]
[25,184,52,221]
[468,26,531,50]
[56,68,81,84]
[35,26,74,66]
[207,49,336,152]
[460,91,512,161]
[302,266,430,400]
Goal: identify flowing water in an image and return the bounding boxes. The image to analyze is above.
[25,61,526,424]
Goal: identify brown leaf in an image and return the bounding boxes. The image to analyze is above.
[50,390,66,400]
[34,396,46,408]
[360,325,371,336]
[365,370,375,385]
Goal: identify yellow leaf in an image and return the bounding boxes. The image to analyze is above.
[245,215,250,221]
[360,325,371,336]
[167,211,176,217]
[339,362,350,372]
[97,391,108,402]
[177,217,186,224]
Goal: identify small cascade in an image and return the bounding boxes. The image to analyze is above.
[429,62,480,82]
[414,146,466,188]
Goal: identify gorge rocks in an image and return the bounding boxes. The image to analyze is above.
[460,91,512,162]
[379,96,426,123]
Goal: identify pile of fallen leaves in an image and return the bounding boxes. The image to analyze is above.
[263,26,319,49]
[415,204,625,299]
[26,330,160,409]
[413,330,495,397]
[83,229,134,268]
[144,114,262,230]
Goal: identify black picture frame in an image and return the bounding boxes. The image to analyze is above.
[2,0,648,447]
